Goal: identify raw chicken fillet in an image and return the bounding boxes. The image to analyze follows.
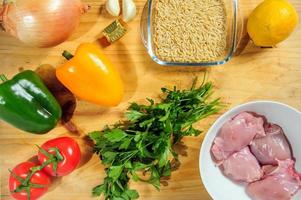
[222,147,263,182]
[211,112,265,163]
[250,124,292,165]
[247,159,301,200]
[210,111,301,200]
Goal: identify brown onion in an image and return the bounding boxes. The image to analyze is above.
[0,0,89,47]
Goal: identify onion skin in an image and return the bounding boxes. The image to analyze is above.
[0,0,88,47]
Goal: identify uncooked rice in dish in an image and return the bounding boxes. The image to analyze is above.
[153,0,227,63]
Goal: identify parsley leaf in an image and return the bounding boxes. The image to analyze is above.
[125,189,139,199]
[89,80,222,199]
[104,129,127,142]
[108,166,124,181]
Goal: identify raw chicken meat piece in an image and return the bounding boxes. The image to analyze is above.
[250,124,292,165]
[262,165,277,175]
[211,112,265,163]
[247,159,301,200]
[221,147,263,182]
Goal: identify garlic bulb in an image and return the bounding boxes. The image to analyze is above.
[122,0,137,22]
[106,0,120,17]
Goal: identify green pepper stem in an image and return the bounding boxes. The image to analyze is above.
[62,51,74,60]
[0,74,8,82]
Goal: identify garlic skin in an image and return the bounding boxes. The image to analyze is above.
[122,0,137,22]
[106,0,120,17]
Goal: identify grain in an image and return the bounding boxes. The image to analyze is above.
[153,0,227,63]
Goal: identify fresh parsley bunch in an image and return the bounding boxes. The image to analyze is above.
[89,80,222,200]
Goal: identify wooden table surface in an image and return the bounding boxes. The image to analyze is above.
[1,0,301,199]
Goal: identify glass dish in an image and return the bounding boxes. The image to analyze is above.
[140,0,238,66]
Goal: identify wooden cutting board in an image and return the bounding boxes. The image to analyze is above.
[1,0,301,199]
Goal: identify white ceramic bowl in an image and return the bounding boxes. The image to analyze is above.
[199,101,301,200]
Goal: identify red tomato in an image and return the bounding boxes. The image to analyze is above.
[9,162,51,200]
[38,137,81,177]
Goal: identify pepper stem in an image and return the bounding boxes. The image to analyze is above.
[0,74,8,82]
[62,51,74,60]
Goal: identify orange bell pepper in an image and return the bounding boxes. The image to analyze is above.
[56,43,124,107]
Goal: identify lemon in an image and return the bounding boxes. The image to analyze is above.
[247,0,299,47]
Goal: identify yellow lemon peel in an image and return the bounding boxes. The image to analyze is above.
[247,0,298,47]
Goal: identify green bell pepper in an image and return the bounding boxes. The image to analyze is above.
[0,70,62,134]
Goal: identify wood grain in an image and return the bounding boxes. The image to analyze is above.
[1,0,301,199]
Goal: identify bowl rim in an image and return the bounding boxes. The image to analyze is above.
[145,0,238,67]
[198,100,301,199]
